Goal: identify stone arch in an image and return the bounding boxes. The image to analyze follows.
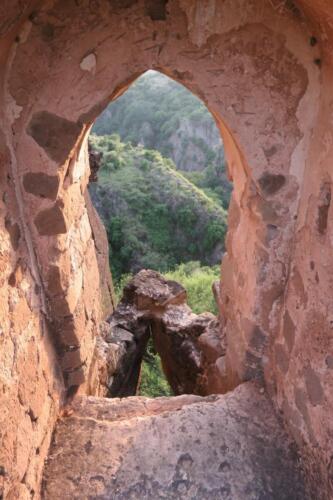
[2,0,332,496]
[4,0,319,396]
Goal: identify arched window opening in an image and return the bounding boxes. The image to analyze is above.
[88,70,232,398]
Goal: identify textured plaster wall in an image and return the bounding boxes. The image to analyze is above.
[0,126,63,499]
[0,0,332,498]
[265,51,333,500]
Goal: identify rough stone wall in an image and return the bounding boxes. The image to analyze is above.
[0,0,332,498]
[0,4,115,496]
[249,3,333,496]
[264,7,333,494]
[0,131,63,499]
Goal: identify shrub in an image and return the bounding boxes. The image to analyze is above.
[165,261,220,314]
[139,339,172,397]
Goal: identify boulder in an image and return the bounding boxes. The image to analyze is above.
[94,270,227,398]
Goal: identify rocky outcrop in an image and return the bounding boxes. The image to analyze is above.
[168,117,224,172]
[42,383,308,499]
[88,141,102,183]
[92,317,149,398]
[153,309,227,395]
[96,270,226,398]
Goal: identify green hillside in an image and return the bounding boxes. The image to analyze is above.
[93,71,231,210]
[93,71,216,155]
[89,134,227,281]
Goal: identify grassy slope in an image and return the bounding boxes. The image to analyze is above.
[93,71,232,210]
[90,72,230,396]
[165,261,220,315]
[90,134,227,281]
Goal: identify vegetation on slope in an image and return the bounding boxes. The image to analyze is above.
[89,134,227,281]
[93,71,232,210]
[165,261,220,315]
[93,71,216,155]
[139,339,173,397]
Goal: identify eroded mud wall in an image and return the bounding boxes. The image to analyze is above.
[264,15,333,494]
[0,123,63,499]
[0,0,332,498]
[0,4,114,497]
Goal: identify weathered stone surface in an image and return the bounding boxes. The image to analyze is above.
[100,270,226,397]
[4,217,20,250]
[0,0,332,497]
[23,172,59,200]
[145,0,168,21]
[42,383,308,499]
[34,204,67,236]
[123,269,186,310]
[317,181,331,235]
[72,392,207,421]
[93,319,150,398]
[88,141,102,183]
[154,307,226,395]
[84,190,115,319]
[258,173,286,195]
[80,53,96,74]
[27,111,81,164]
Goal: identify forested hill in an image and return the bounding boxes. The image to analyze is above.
[89,134,227,281]
[93,71,231,210]
[93,71,221,168]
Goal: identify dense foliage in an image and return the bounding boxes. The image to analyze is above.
[93,71,232,210]
[139,339,173,397]
[93,71,215,155]
[165,261,220,315]
[89,134,227,281]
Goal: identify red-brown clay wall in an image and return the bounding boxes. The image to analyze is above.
[264,31,333,500]
[0,4,114,497]
[0,0,332,498]
[0,129,63,499]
